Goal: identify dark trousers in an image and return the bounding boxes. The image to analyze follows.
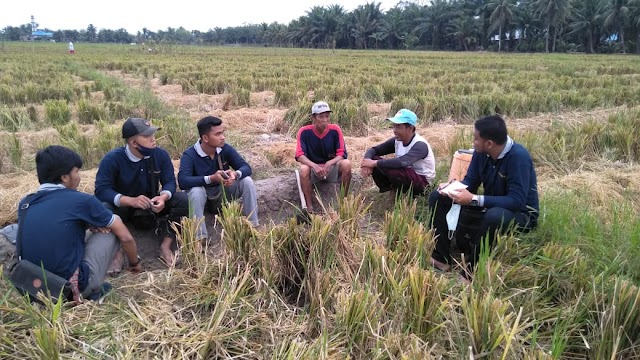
[428,190,536,273]
[104,192,189,239]
[372,166,430,195]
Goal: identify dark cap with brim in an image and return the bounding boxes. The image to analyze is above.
[122,117,160,139]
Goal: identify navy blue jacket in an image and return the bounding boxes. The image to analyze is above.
[463,143,539,218]
[95,147,177,205]
[178,142,252,190]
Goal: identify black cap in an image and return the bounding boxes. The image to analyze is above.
[122,118,160,139]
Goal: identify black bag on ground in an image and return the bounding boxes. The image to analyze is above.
[9,260,73,303]
[455,206,486,252]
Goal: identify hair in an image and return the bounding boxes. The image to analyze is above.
[197,116,223,137]
[35,145,83,184]
[474,115,508,145]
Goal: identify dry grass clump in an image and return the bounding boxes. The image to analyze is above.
[2,189,640,358]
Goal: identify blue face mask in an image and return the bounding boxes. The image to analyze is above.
[137,144,156,157]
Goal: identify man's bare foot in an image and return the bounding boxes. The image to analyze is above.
[430,257,451,272]
[459,273,472,286]
[107,250,124,277]
[159,247,177,267]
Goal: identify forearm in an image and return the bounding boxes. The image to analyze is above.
[297,155,317,168]
[325,155,344,167]
[110,216,138,263]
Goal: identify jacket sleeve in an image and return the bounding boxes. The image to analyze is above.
[178,151,207,190]
[364,138,395,159]
[95,154,120,205]
[483,155,532,211]
[295,127,307,160]
[226,146,252,178]
[158,150,177,195]
[378,141,428,169]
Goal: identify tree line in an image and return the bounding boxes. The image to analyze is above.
[2,0,640,53]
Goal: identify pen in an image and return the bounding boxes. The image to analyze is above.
[438,179,455,191]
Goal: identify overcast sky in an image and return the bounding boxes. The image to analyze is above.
[2,0,403,33]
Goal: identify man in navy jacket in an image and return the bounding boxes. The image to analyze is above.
[178,116,258,241]
[95,118,188,266]
[429,115,539,282]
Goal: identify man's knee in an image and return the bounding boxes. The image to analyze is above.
[428,189,447,209]
[483,207,515,230]
[187,187,207,201]
[299,164,311,178]
[338,159,352,173]
[240,176,256,190]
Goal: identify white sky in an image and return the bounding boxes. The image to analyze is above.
[2,0,402,33]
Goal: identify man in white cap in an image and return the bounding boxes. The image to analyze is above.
[295,101,352,213]
[95,118,188,267]
[360,109,435,197]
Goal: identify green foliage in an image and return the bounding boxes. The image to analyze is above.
[44,99,71,127]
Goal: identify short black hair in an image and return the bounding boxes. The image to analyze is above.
[35,145,83,185]
[197,116,223,138]
[474,115,508,145]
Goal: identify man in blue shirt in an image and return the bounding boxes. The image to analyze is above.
[19,146,141,301]
[429,115,539,283]
[95,118,188,266]
[178,116,258,241]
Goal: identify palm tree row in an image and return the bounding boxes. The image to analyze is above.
[265,0,640,53]
[3,0,640,53]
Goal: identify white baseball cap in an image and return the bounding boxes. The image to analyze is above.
[311,101,332,115]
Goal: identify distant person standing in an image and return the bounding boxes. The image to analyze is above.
[68,41,75,54]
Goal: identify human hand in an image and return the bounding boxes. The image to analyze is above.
[150,196,166,213]
[448,188,473,205]
[223,170,236,187]
[129,262,142,274]
[313,164,327,178]
[89,227,111,234]
[124,195,153,209]
[360,159,377,169]
[360,166,372,177]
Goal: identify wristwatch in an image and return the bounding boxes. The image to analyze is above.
[129,255,141,267]
[469,195,479,207]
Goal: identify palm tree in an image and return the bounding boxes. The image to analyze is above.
[513,0,542,51]
[534,0,572,52]
[350,3,384,49]
[413,0,454,50]
[603,0,630,53]
[630,0,640,53]
[380,6,408,49]
[449,15,481,50]
[567,0,606,53]
[488,0,516,51]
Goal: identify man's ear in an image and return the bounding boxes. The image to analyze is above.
[60,173,70,186]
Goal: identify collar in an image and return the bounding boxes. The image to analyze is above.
[401,133,416,147]
[38,183,67,191]
[496,136,514,160]
[125,144,144,162]
[195,140,221,158]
